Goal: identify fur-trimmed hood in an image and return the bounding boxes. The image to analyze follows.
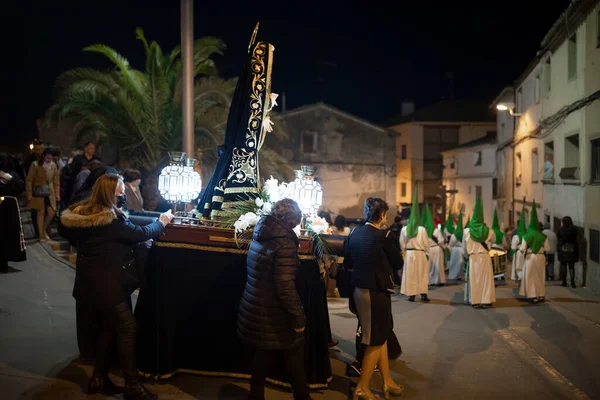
[60,207,119,229]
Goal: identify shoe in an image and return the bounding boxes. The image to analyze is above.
[353,387,381,400]
[383,383,404,399]
[87,375,123,395]
[408,296,415,302]
[346,361,361,377]
[532,298,539,304]
[539,297,545,302]
[328,339,339,348]
[0,264,8,273]
[481,304,492,309]
[123,382,158,400]
[421,294,430,303]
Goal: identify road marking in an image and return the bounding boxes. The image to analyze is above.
[494,327,590,400]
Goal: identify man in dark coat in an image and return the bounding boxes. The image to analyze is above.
[237,199,311,400]
[1,153,27,272]
[558,216,579,288]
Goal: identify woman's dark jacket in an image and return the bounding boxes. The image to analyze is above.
[58,207,164,309]
[344,224,402,292]
[237,215,306,351]
[557,225,579,263]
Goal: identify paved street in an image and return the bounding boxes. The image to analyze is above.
[1,243,599,399]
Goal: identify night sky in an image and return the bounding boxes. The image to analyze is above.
[4,0,569,145]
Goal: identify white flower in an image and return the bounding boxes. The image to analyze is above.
[255,197,264,208]
[306,215,331,235]
[234,212,260,233]
[270,93,279,107]
[262,202,272,214]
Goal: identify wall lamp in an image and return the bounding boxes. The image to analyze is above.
[496,101,523,116]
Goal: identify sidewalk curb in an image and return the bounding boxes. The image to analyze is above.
[39,241,76,270]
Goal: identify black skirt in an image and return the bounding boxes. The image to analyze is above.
[353,288,392,346]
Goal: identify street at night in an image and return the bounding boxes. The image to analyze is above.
[1,243,599,399]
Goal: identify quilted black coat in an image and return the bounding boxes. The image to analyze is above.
[237,215,306,351]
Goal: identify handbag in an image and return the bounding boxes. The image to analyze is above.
[121,258,139,294]
[33,184,50,198]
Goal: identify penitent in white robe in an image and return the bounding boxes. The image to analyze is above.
[463,228,497,305]
[400,226,430,296]
[447,234,464,280]
[428,229,446,285]
[510,235,525,282]
[519,238,550,298]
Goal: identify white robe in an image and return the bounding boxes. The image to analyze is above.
[447,234,464,280]
[510,235,525,281]
[519,238,550,298]
[463,228,496,305]
[400,226,430,296]
[428,229,446,284]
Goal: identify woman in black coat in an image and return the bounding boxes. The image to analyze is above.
[237,198,312,400]
[558,216,579,288]
[59,174,173,400]
[344,198,404,400]
[0,153,27,273]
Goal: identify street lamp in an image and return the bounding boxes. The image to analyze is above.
[495,101,523,116]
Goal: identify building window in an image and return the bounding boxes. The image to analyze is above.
[535,73,541,104]
[544,141,554,181]
[450,160,455,169]
[475,151,482,166]
[302,132,317,154]
[492,178,498,199]
[401,145,407,160]
[401,182,407,197]
[592,138,600,182]
[475,185,482,200]
[591,229,600,263]
[544,57,552,94]
[516,88,523,113]
[545,214,550,226]
[568,33,577,80]
[564,134,580,169]
[532,148,539,183]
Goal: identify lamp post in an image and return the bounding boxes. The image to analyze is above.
[181,0,194,156]
[496,102,523,117]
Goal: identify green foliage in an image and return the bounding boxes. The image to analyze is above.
[45,28,231,171]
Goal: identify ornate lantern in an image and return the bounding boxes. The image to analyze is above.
[158,152,202,203]
[287,165,323,215]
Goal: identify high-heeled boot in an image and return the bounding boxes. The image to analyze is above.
[382,383,404,399]
[88,374,123,395]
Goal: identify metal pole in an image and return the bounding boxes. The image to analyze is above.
[181,0,194,156]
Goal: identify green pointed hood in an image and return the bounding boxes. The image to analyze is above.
[406,185,420,239]
[454,211,464,242]
[517,204,528,242]
[469,196,490,243]
[424,203,435,238]
[445,211,455,234]
[523,200,546,253]
[492,208,504,245]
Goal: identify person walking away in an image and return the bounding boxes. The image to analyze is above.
[345,197,404,399]
[542,223,557,281]
[122,169,145,212]
[26,147,60,241]
[519,202,550,303]
[237,199,312,400]
[423,203,446,286]
[0,153,27,273]
[400,186,430,302]
[463,196,496,309]
[558,216,579,288]
[447,211,465,280]
[66,142,101,204]
[510,207,527,283]
[59,174,173,399]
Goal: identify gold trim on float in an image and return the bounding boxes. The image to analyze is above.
[223,187,259,195]
[153,241,315,260]
[137,368,332,389]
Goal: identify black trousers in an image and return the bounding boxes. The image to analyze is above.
[249,346,311,400]
[76,301,101,360]
[545,254,555,280]
[94,301,140,384]
[560,261,576,285]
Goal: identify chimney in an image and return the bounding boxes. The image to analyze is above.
[401,100,414,117]
[282,92,287,112]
